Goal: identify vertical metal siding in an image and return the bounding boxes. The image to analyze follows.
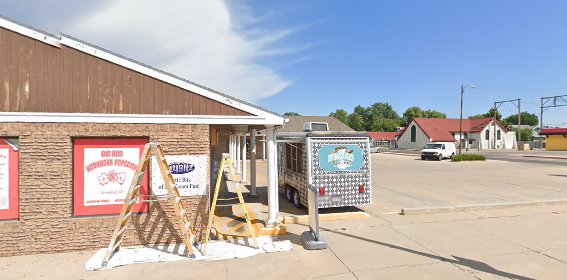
[0,27,252,116]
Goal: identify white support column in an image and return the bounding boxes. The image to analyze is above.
[229,135,232,163]
[262,135,266,160]
[266,126,279,225]
[236,135,241,173]
[273,130,279,217]
[241,133,247,183]
[230,135,235,165]
[249,129,258,197]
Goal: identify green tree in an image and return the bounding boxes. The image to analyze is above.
[371,118,400,132]
[468,114,486,119]
[347,113,365,131]
[353,105,366,116]
[365,102,401,130]
[402,107,446,126]
[468,108,502,120]
[512,127,533,141]
[504,112,539,126]
[369,102,399,119]
[283,112,301,116]
[329,109,349,125]
[423,110,447,119]
[402,106,424,125]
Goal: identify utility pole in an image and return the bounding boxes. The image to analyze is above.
[459,85,464,155]
[493,102,497,149]
[540,95,567,149]
[494,98,521,149]
[517,98,521,143]
[459,85,477,155]
[540,98,544,149]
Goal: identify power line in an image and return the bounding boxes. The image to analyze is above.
[476,84,567,91]
[494,99,522,147]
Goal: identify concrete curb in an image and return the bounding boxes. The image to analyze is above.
[523,155,567,160]
[283,211,370,224]
[401,199,567,215]
[380,152,419,157]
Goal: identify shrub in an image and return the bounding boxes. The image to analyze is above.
[451,154,486,162]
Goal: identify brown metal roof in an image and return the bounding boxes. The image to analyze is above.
[278,116,353,133]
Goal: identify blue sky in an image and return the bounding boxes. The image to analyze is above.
[251,1,567,126]
[2,1,567,126]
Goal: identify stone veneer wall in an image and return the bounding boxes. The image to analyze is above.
[0,123,210,257]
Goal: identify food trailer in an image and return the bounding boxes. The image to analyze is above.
[278,127,372,208]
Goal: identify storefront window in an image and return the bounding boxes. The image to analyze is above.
[285,143,303,173]
[0,138,19,220]
[73,138,149,216]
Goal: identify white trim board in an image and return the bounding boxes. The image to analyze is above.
[0,112,282,126]
[0,17,60,47]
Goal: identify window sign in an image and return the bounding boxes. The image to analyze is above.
[0,139,18,220]
[151,155,207,196]
[74,139,148,216]
[0,148,10,210]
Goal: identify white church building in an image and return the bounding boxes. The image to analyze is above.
[397,118,517,150]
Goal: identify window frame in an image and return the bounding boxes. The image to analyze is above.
[285,143,303,173]
[73,138,149,217]
[0,139,19,220]
[485,129,490,140]
[410,125,417,142]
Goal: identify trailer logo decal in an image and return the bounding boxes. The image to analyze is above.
[328,146,355,169]
[318,144,365,173]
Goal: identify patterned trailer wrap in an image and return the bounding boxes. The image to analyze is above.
[308,137,372,208]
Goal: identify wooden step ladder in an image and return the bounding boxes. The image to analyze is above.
[203,155,258,253]
[102,143,197,266]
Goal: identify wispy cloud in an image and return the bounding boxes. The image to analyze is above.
[58,0,297,103]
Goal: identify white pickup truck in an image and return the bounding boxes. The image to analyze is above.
[421,142,456,161]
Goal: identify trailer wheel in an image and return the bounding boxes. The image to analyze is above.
[293,189,302,208]
[285,186,294,202]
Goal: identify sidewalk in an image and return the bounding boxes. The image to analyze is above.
[3,159,567,279]
[2,203,567,279]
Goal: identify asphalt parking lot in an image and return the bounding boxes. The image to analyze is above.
[372,152,567,212]
[2,154,567,279]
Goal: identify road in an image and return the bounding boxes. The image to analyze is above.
[383,149,567,166]
[372,153,567,211]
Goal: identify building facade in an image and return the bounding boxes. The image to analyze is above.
[397,118,516,150]
[0,17,284,256]
[539,128,567,151]
[367,132,400,148]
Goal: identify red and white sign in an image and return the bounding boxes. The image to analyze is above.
[0,139,18,220]
[73,139,148,216]
[0,149,9,210]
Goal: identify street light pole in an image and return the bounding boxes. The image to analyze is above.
[459,84,476,155]
[459,85,464,155]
